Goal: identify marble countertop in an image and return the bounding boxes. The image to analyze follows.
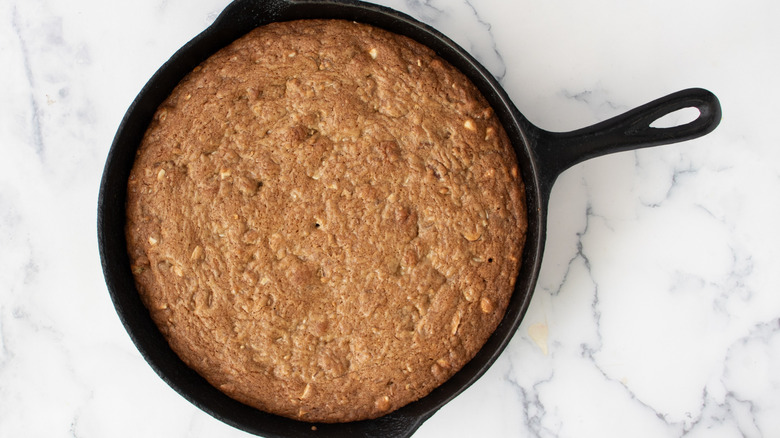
[2,0,779,436]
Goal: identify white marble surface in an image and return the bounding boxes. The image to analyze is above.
[2,0,779,436]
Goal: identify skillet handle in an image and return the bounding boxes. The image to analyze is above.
[533,88,721,195]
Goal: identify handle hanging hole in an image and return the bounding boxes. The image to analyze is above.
[649,107,701,128]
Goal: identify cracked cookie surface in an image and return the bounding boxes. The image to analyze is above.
[126,19,526,423]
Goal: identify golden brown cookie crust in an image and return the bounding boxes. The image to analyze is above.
[126,19,527,423]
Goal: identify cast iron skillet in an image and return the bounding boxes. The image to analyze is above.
[98,0,722,436]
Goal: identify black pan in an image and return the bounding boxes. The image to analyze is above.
[97,0,722,437]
